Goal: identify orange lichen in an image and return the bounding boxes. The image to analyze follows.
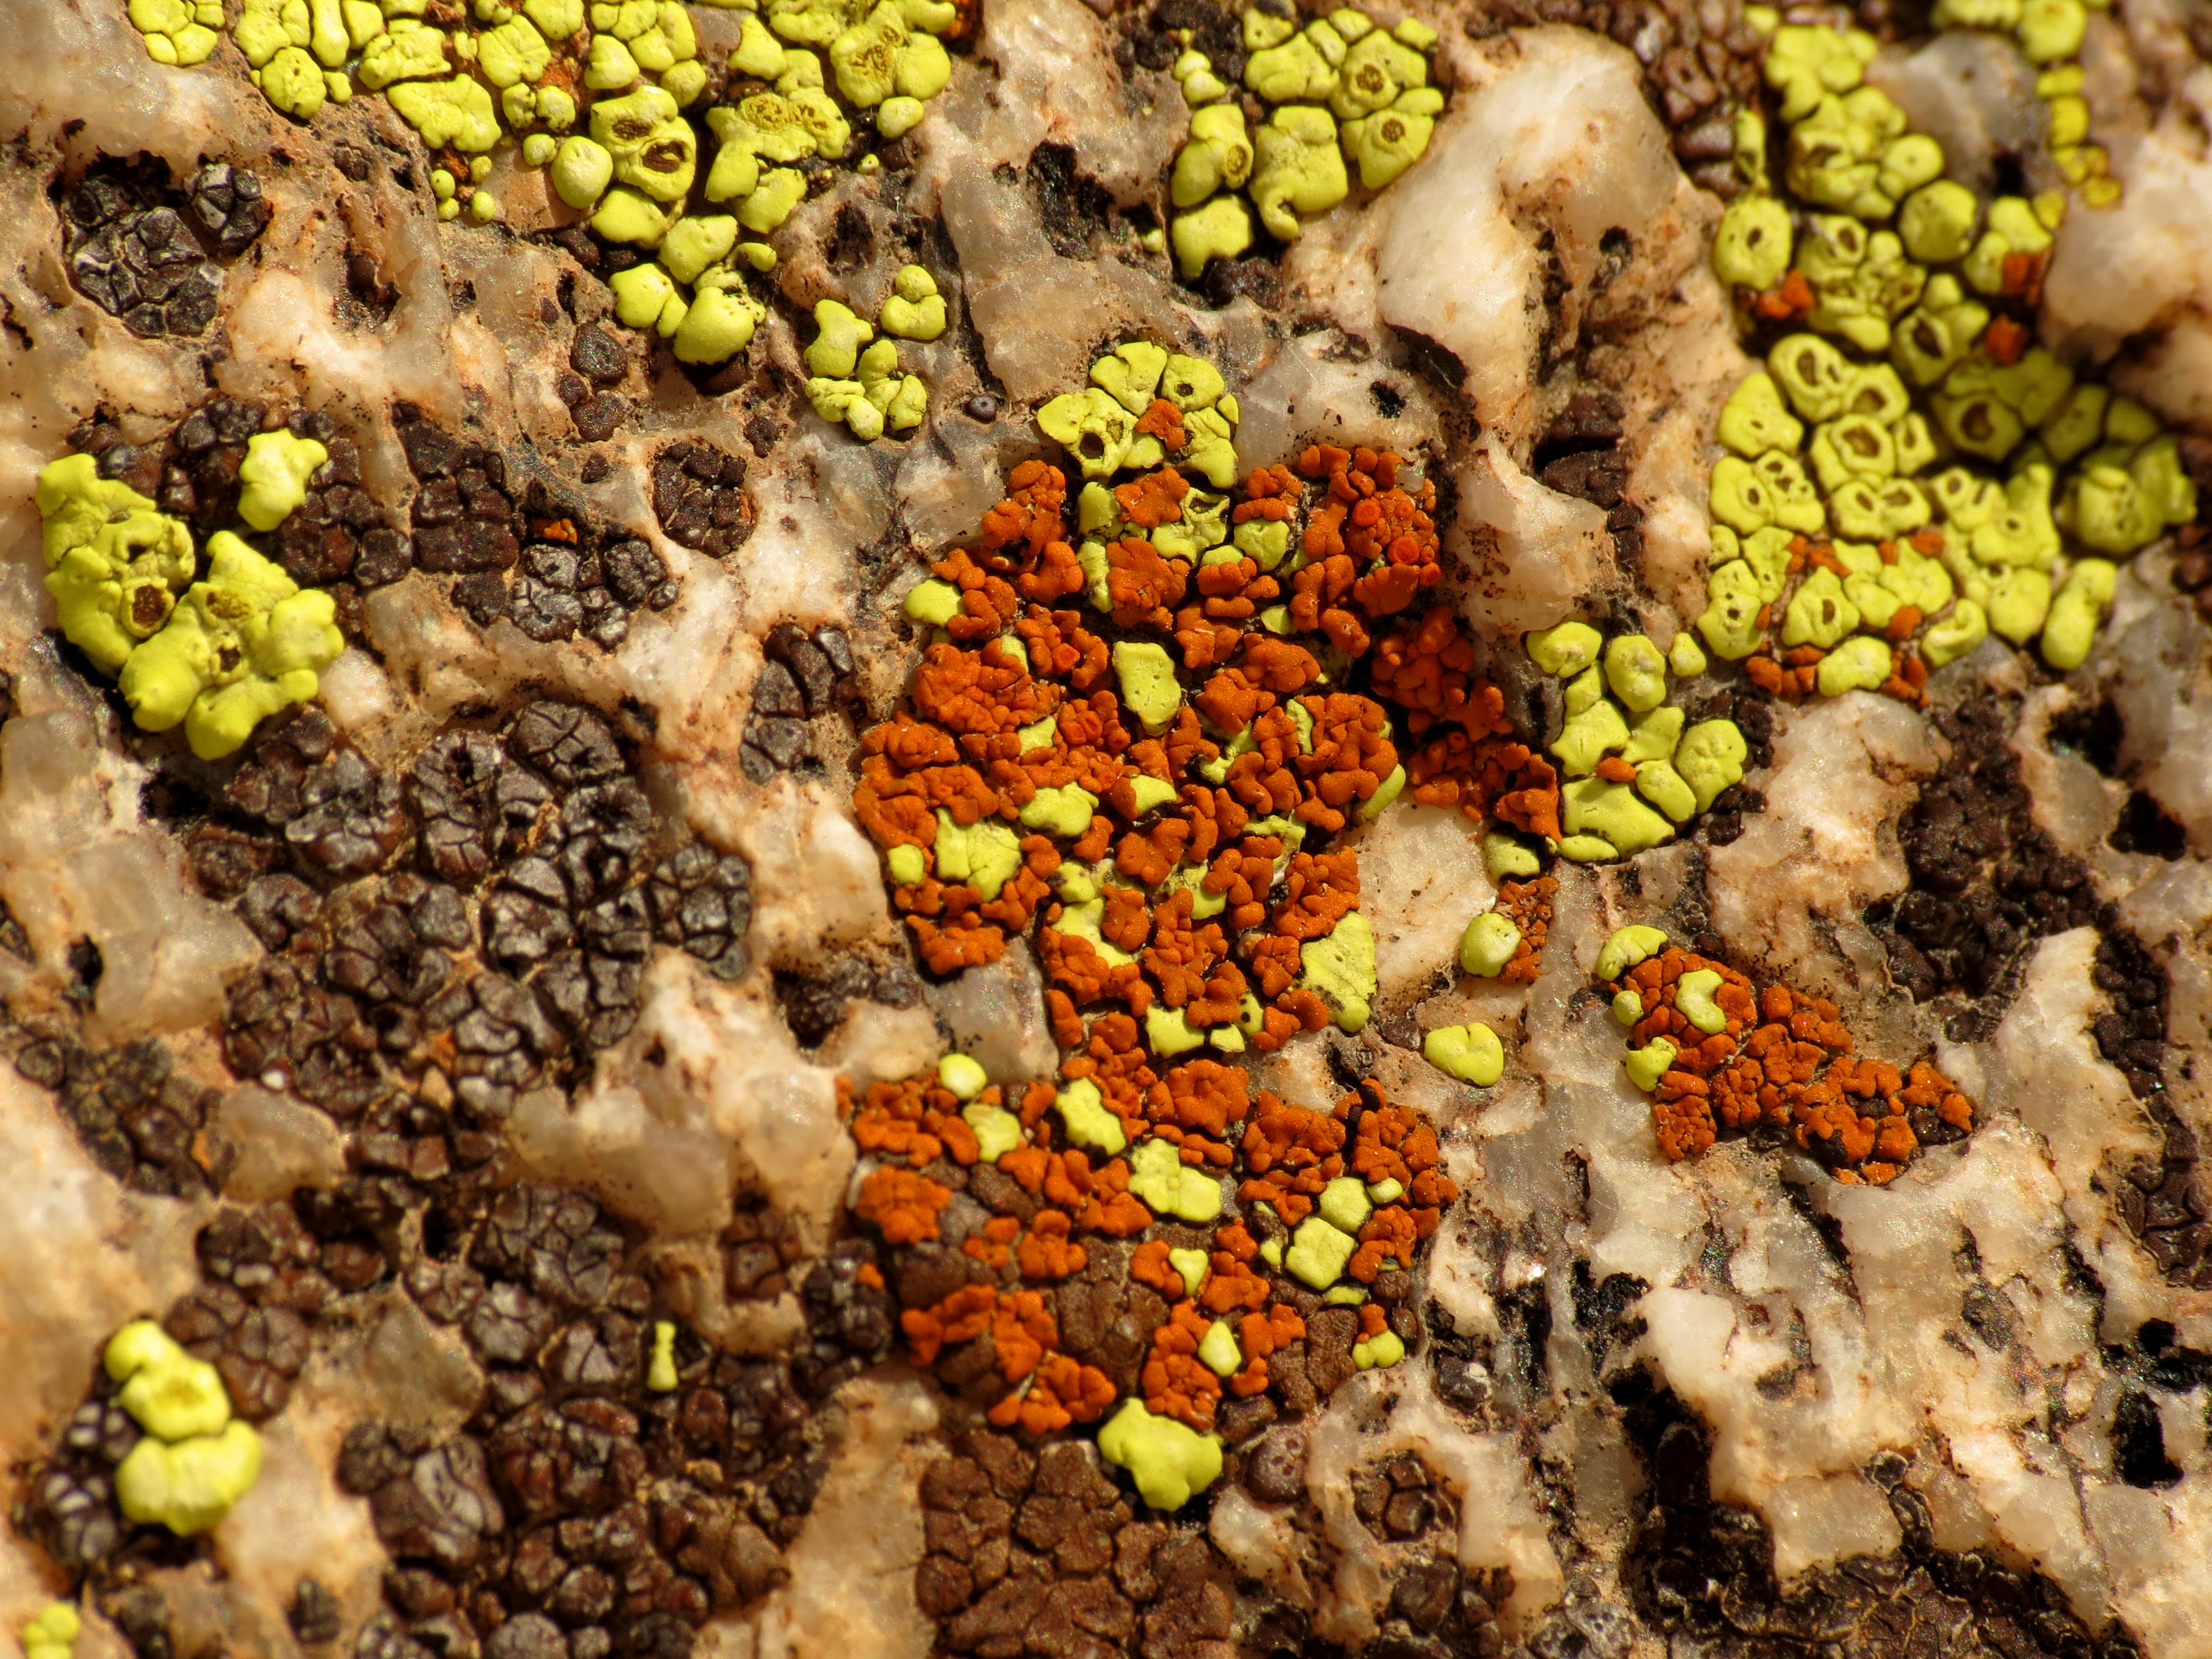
[1983,316,2028,366]
[1404,725,1561,841]
[1494,874,1558,984]
[1753,268,1814,319]
[929,547,1022,642]
[1105,536,1189,629]
[1369,609,1512,740]
[846,1074,948,1167]
[1131,1238,1188,1297]
[1015,605,1112,692]
[856,1168,953,1244]
[1238,1091,1346,1224]
[1044,1149,1154,1236]
[1274,849,1360,942]
[1148,1060,1251,1138]
[901,1283,996,1365]
[1142,1302,1224,1429]
[993,1351,1118,1433]
[1351,1205,1418,1282]
[907,912,1008,975]
[843,351,1706,1437]
[991,1289,1058,1382]
[1296,694,1397,832]
[1142,889,1233,1010]
[963,1213,1022,1271]
[1114,466,1191,530]
[1016,1209,1089,1279]
[1039,918,1153,1013]
[1614,947,1974,1181]
[977,460,1070,564]
[1135,398,1188,450]
[1199,1254,1270,1316]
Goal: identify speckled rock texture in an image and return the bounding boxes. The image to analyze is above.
[4,3,2212,1659]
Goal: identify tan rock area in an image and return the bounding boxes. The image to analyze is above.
[4,1,2212,1658]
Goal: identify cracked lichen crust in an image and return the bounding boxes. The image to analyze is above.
[1696,21,2190,703]
[150,0,967,374]
[1163,4,1441,283]
[38,457,343,759]
[11,4,2212,1657]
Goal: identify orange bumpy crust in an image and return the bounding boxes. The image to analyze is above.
[838,354,1830,1447]
[1616,947,1977,1182]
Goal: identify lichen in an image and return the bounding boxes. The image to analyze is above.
[1696,17,2160,697]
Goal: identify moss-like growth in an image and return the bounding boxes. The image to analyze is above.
[1782,567,1861,648]
[1622,705,1684,765]
[1984,567,2052,644]
[1482,832,1540,880]
[389,76,504,150]
[879,264,946,340]
[1097,1399,1222,1510]
[1603,633,1669,713]
[22,1602,81,1659]
[1550,697,1629,777]
[962,1100,1024,1162]
[1020,784,1100,838]
[1561,777,1675,857]
[1284,1213,1357,1287]
[2039,557,2115,669]
[1317,1174,1372,1233]
[1458,911,1521,978]
[1342,102,1435,190]
[1769,332,1855,422]
[932,810,1022,899]
[1596,925,1671,981]
[1634,759,1698,823]
[1053,1078,1128,1154]
[1249,104,1348,241]
[1697,559,1766,660]
[1172,104,1255,209]
[1128,1137,1222,1220]
[237,431,328,531]
[1111,640,1183,734]
[1763,23,1876,122]
[937,1052,988,1100]
[38,457,197,677]
[1299,911,1376,1032]
[1624,1036,1679,1092]
[105,1318,261,1535]
[1921,597,1988,667]
[117,533,345,760]
[1717,373,1805,458]
[1171,195,1255,279]
[647,1320,680,1391]
[1714,195,1793,289]
[1526,619,1602,676]
[805,298,875,378]
[1423,1021,1504,1085]
[1670,968,1726,1034]
[591,185,675,246]
[117,1421,264,1536]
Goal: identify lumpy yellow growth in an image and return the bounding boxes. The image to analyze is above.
[1097,1399,1222,1510]
[119,533,345,760]
[103,1319,261,1535]
[40,462,342,759]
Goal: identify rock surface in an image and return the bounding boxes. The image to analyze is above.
[2,3,2212,1659]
